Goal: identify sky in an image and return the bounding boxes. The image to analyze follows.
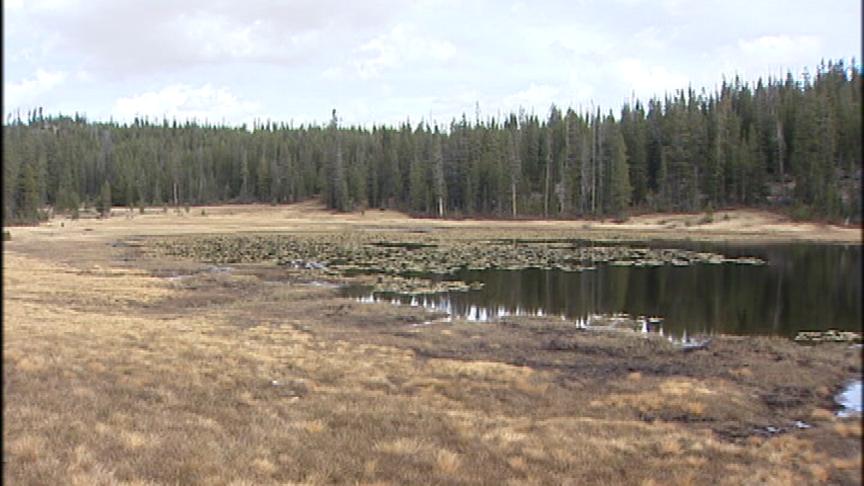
[3,0,861,128]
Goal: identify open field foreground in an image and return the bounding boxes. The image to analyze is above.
[3,203,862,485]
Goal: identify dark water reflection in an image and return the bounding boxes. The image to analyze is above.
[346,242,862,338]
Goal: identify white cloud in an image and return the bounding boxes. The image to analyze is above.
[167,12,323,63]
[521,23,613,59]
[113,84,262,125]
[3,0,859,125]
[353,24,457,79]
[429,88,484,121]
[613,59,689,99]
[660,0,686,14]
[3,69,67,110]
[4,0,80,12]
[631,26,669,51]
[737,34,822,65]
[73,69,92,82]
[502,84,561,111]
[703,34,825,83]
[321,66,346,81]
[6,0,405,79]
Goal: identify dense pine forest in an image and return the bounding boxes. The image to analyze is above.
[3,60,861,225]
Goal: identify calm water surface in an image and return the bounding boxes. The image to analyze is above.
[346,241,862,338]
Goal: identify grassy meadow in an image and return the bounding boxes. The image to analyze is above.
[3,203,861,485]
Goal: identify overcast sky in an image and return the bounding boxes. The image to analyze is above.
[3,0,860,127]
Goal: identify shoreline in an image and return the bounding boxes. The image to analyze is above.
[3,202,862,245]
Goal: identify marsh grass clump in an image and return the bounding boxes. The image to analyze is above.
[699,212,715,225]
[357,275,483,295]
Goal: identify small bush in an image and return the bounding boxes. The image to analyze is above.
[699,204,715,225]
[698,213,714,225]
[3,230,11,241]
[790,205,813,221]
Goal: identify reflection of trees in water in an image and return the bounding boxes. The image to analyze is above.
[370,244,861,337]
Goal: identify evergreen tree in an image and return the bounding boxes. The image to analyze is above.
[431,131,446,217]
[620,102,648,205]
[14,161,42,222]
[2,60,859,224]
[408,151,427,212]
[605,122,631,215]
[97,180,112,218]
[325,110,350,211]
[507,129,521,217]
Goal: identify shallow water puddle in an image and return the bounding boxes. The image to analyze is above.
[344,241,861,339]
[836,380,862,417]
[157,234,861,338]
[349,290,709,343]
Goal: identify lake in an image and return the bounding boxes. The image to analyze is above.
[345,241,862,338]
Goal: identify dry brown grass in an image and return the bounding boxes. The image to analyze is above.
[3,203,862,485]
[4,201,860,247]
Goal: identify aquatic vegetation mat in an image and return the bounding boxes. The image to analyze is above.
[151,233,766,295]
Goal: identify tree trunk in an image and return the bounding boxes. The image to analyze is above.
[511,182,517,218]
[543,136,551,218]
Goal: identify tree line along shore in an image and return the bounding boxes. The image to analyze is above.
[4,60,860,226]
